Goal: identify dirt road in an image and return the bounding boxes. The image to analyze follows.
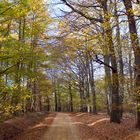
[42,113,80,140]
[2,112,138,140]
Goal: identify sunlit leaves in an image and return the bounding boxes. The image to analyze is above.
[0,0,52,115]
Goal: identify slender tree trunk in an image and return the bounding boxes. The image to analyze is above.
[46,96,50,111]
[89,59,97,114]
[54,90,58,111]
[104,55,112,115]
[57,84,61,112]
[32,80,41,112]
[129,51,133,95]
[69,79,73,112]
[115,2,124,118]
[79,64,87,112]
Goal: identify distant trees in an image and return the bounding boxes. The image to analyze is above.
[57,0,140,127]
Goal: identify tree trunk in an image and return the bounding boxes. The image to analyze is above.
[54,90,58,112]
[102,0,120,123]
[89,59,97,114]
[115,2,124,118]
[79,64,87,112]
[69,80,73,112]
[123,0,140,128]
[104,55,112,115]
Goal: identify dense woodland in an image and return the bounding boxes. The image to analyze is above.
[0,0,140,129]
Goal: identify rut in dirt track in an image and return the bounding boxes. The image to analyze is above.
[42,113,80,140]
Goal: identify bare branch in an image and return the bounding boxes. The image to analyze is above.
[94,55,116,72]
[61,0,103,23]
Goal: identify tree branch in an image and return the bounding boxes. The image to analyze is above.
[0,1,20,15]
[0,64,17,75]
[61,0,103,23]
[94,55,116,72]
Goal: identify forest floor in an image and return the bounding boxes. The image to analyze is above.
[0,112,140,140]
[70,112,140,140]
[0,112,56,140]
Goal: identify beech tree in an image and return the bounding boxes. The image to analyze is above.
[56,0,140,126]
[60,0,120,123]
[123,0,140,128]
[0,0,52,115]
[1,0,140,130]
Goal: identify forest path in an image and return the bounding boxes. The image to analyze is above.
[42,113,80,140]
